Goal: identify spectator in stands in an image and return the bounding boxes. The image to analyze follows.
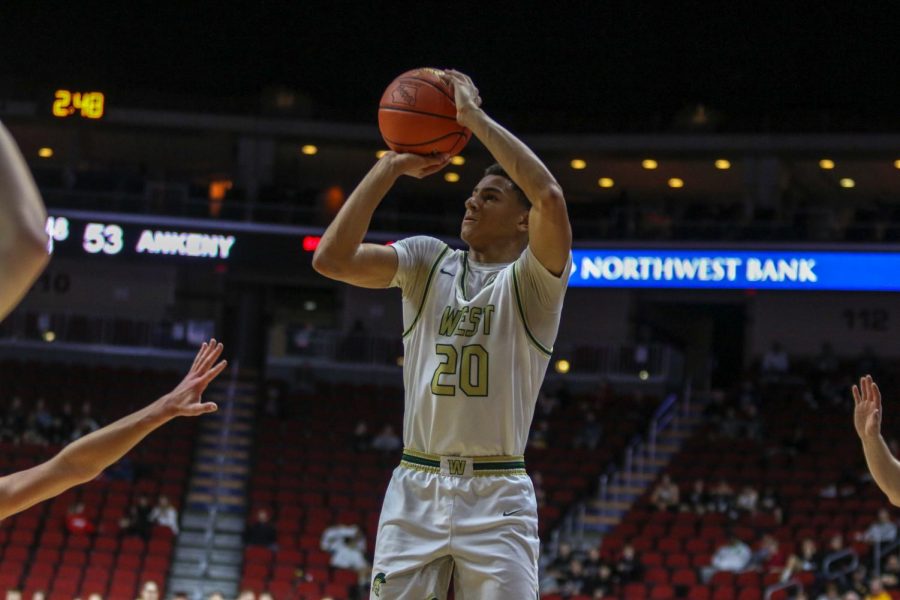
[29,398,54,443]
[574,412,602,450]
[536,390,559,417]
[549,541,575,575]
[735,485,759,514]
[150,495,179,534]
[55,401,76,444]
[71,402,100,441]
[752,534,787,574]
[856,508,897,544]
[817,582,842,600]
[650,474,680,511]
[237,591,255,600]
[0,397,26,442]
[244,508,277,548]
[528,418,551,450]
[139,581,159,600]
[709,479,735,513]
[782,538,821,583]
[352,420,370,452]
[702,535,752,582]
[882,555,900,589]
[848,566,870,597]
[371,424,401,453]
[815,342,839,377]
[591,563,616,598]
[615,544,642,584]
[560,559,588,597]
[65,501,96,535]
[120,494,153,540]
[686,479,710,513]
[258,593,274,600]
[28,593,44,600]
[867,578,891,600]
[760,485,784,523]
[762,341,790,376]
[4,591,21,600]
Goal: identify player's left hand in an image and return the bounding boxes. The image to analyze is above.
[157,339,227,420]
[443,69,483,126]
[853,374,882,440]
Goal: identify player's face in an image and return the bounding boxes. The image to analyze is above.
[460,175,529,248]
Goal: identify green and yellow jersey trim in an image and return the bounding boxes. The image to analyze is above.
[511,262,553,357]
[402,244,451,339]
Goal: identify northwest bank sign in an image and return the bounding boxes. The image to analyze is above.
[569,250,900,291]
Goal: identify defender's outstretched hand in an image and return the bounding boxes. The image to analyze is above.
[156,339,227,420]
[853,375,883,440]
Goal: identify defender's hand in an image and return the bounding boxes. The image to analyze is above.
[853,375,883,440]
[157,340,227,420]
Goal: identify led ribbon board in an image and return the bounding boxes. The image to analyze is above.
[569,249,900,291]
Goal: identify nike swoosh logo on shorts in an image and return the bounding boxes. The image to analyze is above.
[440,269,455,276]
[503,508,525,516]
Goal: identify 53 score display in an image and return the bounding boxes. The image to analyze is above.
[46,217,235,260]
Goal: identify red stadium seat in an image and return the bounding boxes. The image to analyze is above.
[651,585,676,599]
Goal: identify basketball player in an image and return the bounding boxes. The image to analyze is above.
[313,69,572,599]
[854,375,900,505]
[0,121,227,519]
[0,121,50,322]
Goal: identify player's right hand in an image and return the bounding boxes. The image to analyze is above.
[382,151,450,179]
[853,374,883,440]
[156,339,227,420]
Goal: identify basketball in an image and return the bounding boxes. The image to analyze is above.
[378,67,472,155]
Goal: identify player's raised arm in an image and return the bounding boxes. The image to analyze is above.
[854,375,900,506]
[445,70,572,276]
[0,122,51,322]
[312,152,450,288]
[0,340,227,520]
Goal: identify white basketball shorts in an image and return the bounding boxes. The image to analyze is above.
[370,449,540,600]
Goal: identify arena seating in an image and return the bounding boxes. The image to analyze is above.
[585,378,895,600]
[0,361,195,598]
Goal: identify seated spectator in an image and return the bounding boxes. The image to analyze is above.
[650,474,680,511]
[760,486,784,523]
[28,592,44,600]
[574,412,602,450]
[139,581,159,600]
[0,397,26,442]
[321,523,369,583]
[709,479,735,513]
[119,495,153,540]
[848,566,870,597]
[752,534,787,574]
[615,544,642,584]
[245,508,277,548]
[782,538,822,582]
[867,578,891,600]
[560,559,588,597]
[5,592,21,600]
[736,485,759,514]
[591,563,616,598]
[352,420,370,452]
[762,341,789,376]
[702,535,752,582]
[882,555,900,589]
[686,479,710,514]
[856,508,897,544]
[371,424,401,453]
[149,495,179,535]
[321,523,365,555]
[65,501,95,535]
[547,542,575,586]
[71,401,100,441]
[528,419,551,450]
[817,583,842,600]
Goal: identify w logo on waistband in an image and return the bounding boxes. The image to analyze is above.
[447,459,467,475]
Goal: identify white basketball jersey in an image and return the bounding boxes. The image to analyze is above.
[390,236,571,457]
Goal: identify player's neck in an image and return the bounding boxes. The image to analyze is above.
[467,240,526,264]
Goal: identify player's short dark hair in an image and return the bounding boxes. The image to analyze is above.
[483,163,530,208]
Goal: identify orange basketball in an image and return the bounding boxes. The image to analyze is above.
[378,68,472,155]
